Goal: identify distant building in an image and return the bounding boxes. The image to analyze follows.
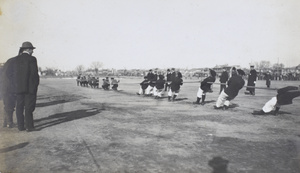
[213,64,241,77]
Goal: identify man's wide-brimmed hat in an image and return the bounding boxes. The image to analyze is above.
[20,42,36,49]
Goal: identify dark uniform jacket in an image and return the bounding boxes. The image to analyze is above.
[276,86,300,105]
[200,76,216,92]
[1,57,16,95]
[246,69,257,91]
[166,72,172,82]
[170,77,183,91]
[224,74,245,100]
[140,79,149,90]
[13,53,39,94]
[220,71,229,83]
[155,79,165,90]
[147,72,156,87]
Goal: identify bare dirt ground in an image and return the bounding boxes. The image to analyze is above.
[0,77,299,173]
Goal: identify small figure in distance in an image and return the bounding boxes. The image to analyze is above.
[245,65,257,96]
[265,71,272,88]
[102,77,110,90]
[111,77,120,90]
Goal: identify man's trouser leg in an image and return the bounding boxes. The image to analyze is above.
[16,94,25,130]
[215,90,228,107]
[145,86,153,95]
[25,94,37,129]
[138,87,143,94]
[3,93,16,127]
[220,84,226,93]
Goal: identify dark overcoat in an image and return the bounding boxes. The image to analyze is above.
[246,69,257,92]
[13,53,39,94]
[219,71,229,83]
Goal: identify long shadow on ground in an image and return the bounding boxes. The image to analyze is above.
[36,95,87,108]
[36,100,70,107]
[0,142,29,153]
[34,108,103,131]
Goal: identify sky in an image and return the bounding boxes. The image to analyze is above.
[0,0,300,71]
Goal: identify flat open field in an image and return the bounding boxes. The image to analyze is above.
[0,77,300,173]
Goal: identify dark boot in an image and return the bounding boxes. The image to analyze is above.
[168,96,171,101]
[200,95,206,105]
[193,97,201,104]
[252,110,266,115]
[274,107,280,116]
[172,95,177,101]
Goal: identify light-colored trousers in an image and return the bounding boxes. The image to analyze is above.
[197,87,205,97]
[262,97,277,113]
[145,85,154,95]
[153,87,164,97]
[215,90,230,107]
[138,87,145,95]
[168,89,179,97]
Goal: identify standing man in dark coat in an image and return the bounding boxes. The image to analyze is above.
[1,57,17,128]
[219,68,229,94]
[245,65,257,95]
[13,42,40,132]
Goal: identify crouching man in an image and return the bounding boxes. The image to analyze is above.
[214,68,245,110]
[111,77,120,90]
[252,86,300,116]
[153,75,165,99]
[193,69,216,105]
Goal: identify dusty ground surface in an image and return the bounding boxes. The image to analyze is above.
[0,77,299,173]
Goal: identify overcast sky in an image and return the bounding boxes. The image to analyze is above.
[1,0,300,71]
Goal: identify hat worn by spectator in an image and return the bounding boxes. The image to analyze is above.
[20,41,36,49]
